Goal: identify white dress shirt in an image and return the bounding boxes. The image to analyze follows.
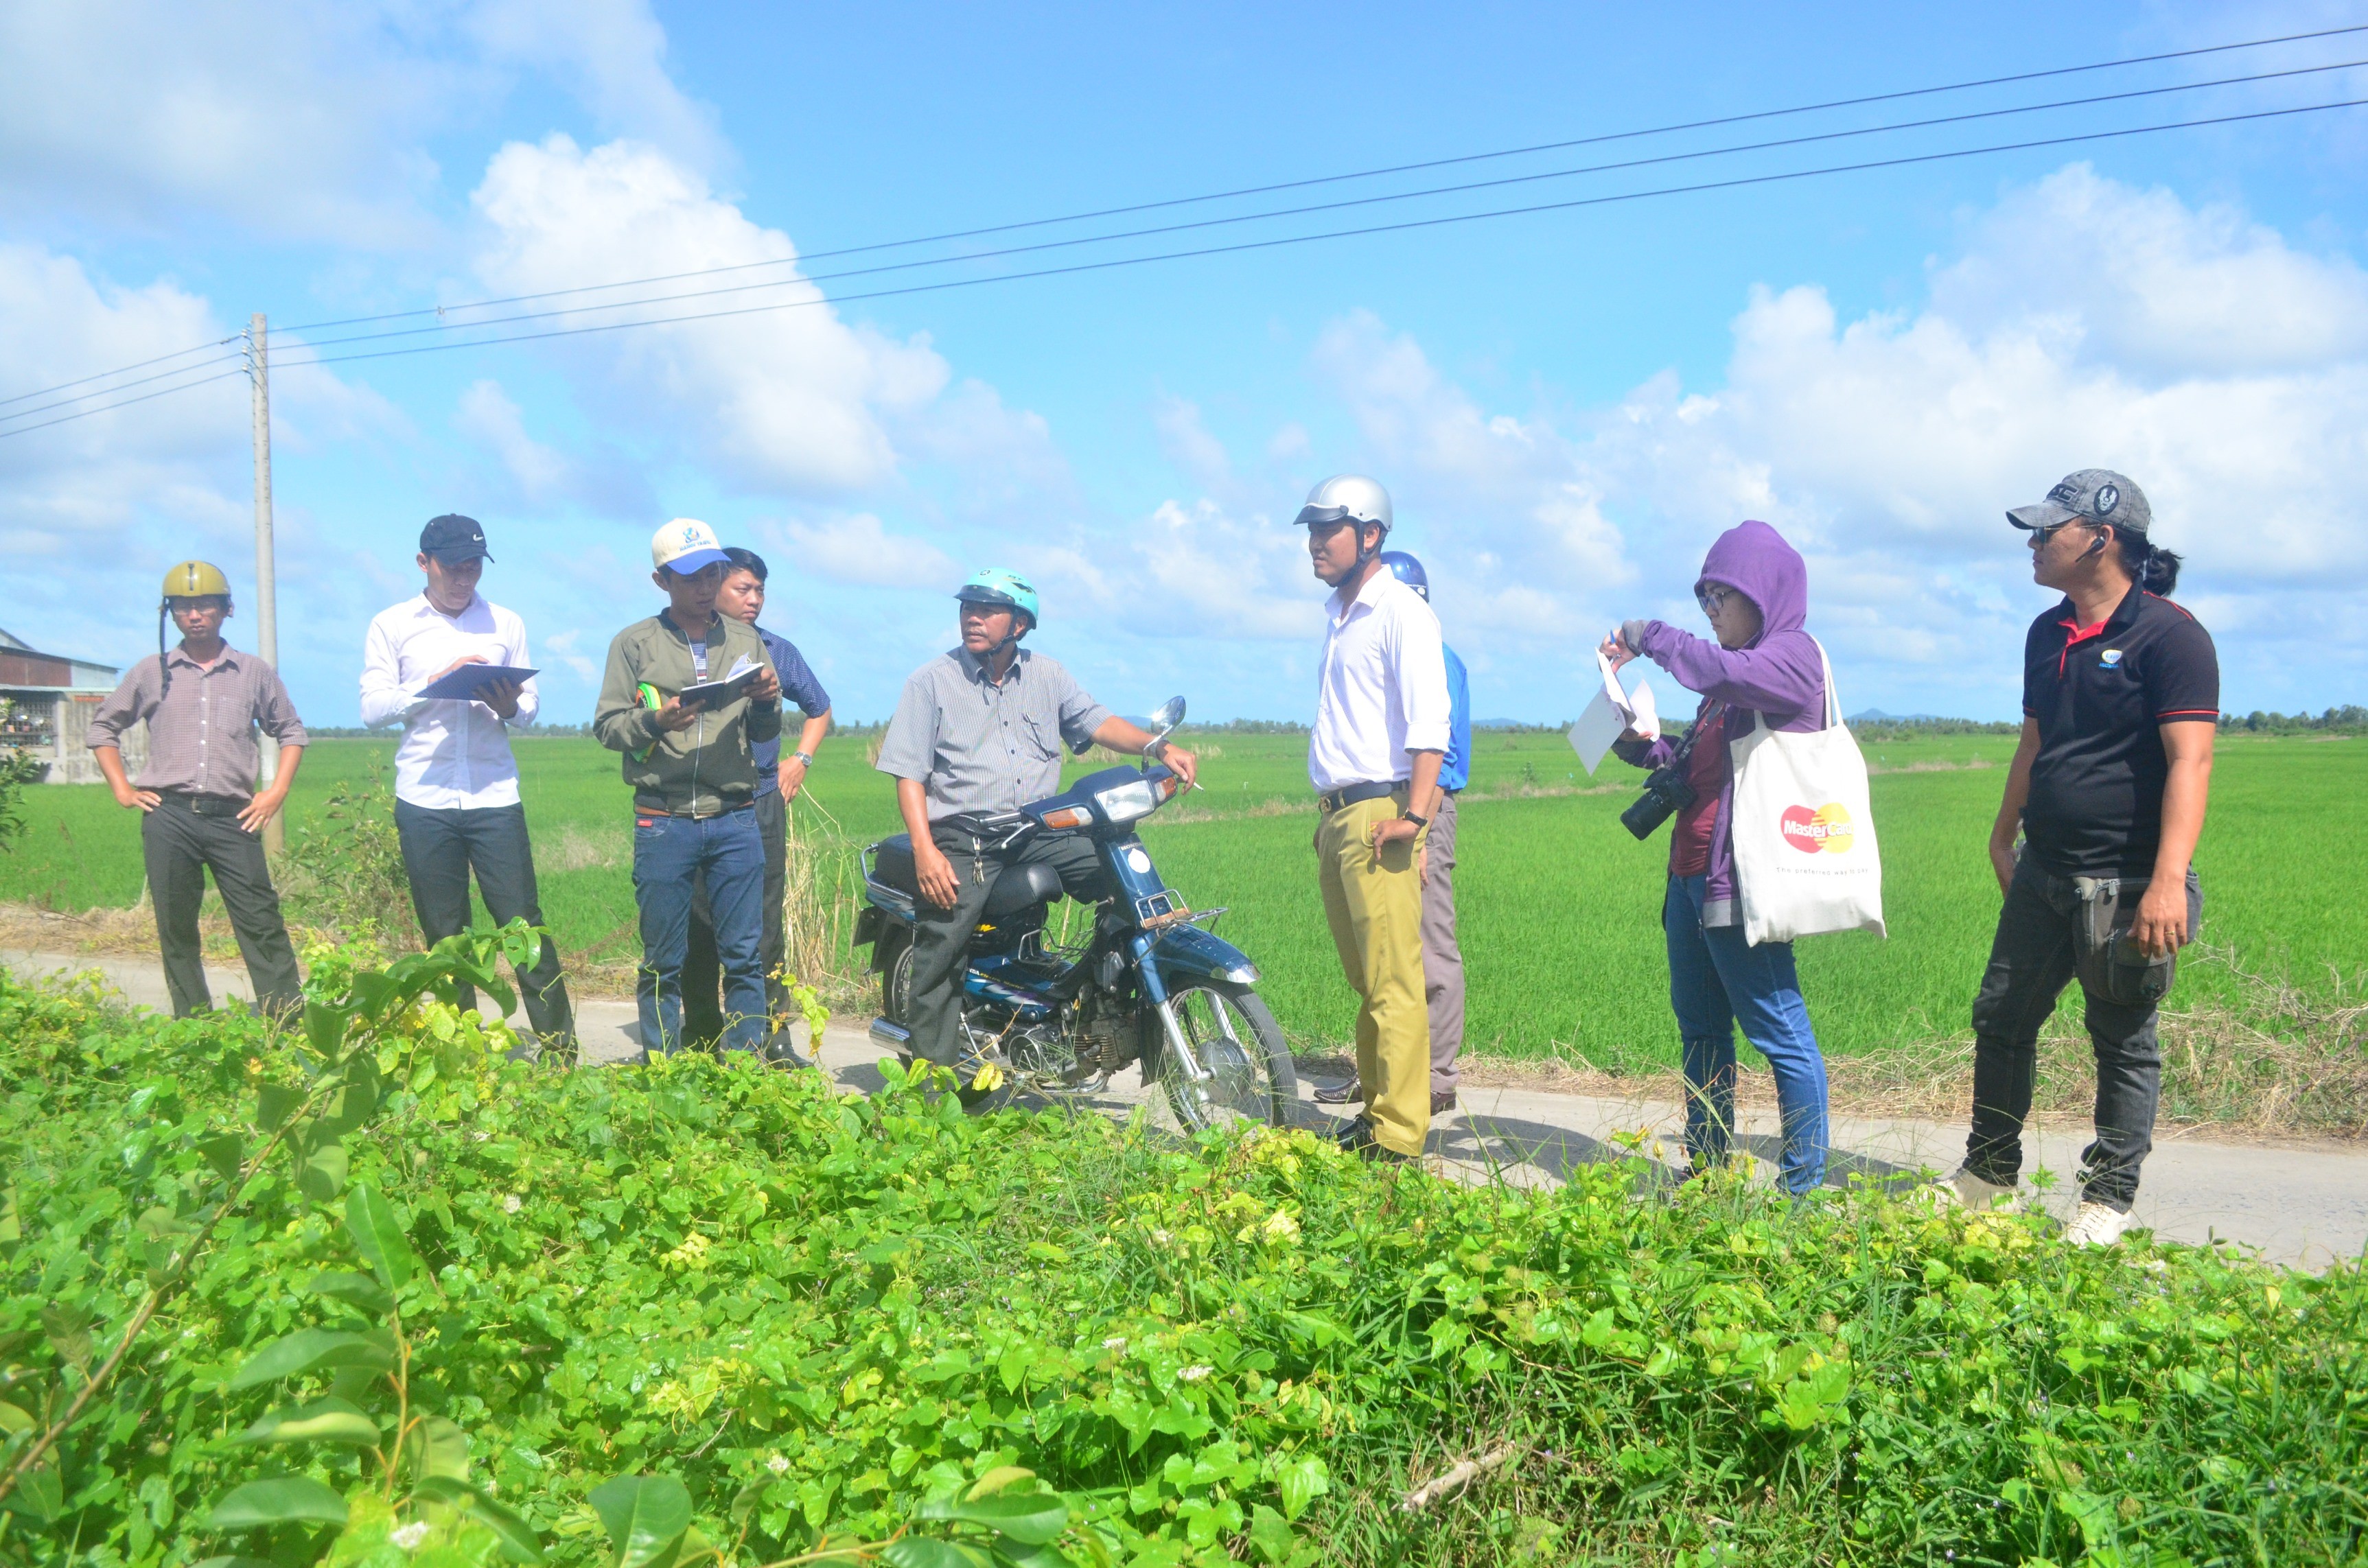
[359,592,539,810]
[1308,568,1452,793]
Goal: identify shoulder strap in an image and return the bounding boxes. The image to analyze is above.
[1811,637,1841,729]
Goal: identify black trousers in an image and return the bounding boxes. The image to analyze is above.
[1964,857,2201,1211]
[393,799,574,1041]
[141,796,303,1020]
[906,825,1106,1068]
[683,789,787,1048]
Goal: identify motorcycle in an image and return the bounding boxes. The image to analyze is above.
[852,697,1297,1131]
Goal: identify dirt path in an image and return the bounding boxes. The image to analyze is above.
[11,948,2363,1272]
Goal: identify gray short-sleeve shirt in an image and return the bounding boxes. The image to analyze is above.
[874,647,1113,819]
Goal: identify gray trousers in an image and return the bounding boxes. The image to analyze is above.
[141,795,303,1020]
[1423,790,1467,1095]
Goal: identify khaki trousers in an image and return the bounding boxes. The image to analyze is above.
[1316,793,1431,1156]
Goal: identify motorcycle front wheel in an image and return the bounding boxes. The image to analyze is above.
[1155,980,1297,1132]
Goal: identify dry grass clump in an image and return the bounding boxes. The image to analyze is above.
[1430,941,2368,1141]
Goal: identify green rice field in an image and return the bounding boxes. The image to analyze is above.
[5,728,2361,1071]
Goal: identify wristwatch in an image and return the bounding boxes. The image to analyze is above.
[1401,809,1429,828]
[791,751,815,767]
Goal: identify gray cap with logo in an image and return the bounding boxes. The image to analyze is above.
[2007,469,2150,536]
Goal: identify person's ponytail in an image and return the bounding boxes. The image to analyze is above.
[2116,528,2181,595]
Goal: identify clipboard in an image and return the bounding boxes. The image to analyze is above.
[417,663,537,701]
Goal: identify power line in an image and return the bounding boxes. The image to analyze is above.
[0,367,247,441]
[240,97,2362,377]
[278,54,2368,358]
[10,93,2364,441]
[277,19,2368,335]
[0,336,239,410]
[0,351,248,429]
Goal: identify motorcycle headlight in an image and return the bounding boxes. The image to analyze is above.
[1093,777,1159,824]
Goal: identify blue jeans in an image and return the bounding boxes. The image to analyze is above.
[1664,874,1830,1194]
[633,809,767,1055]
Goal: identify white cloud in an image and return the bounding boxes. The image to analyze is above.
[469,135,962,496]
[1152,396,1231,489]
[1553,164,2368,709]
[1131,498,1312,641]
[454,379,569,501]
[777,513,957,589]
[0,242,393,670]
[540,626,598,682]
[0,0,716,244]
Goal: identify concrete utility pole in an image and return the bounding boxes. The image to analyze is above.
[246,313,283,854]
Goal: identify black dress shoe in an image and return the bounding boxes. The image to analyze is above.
[1335,1114,1413,1164]
[1313,1075,1362,1105]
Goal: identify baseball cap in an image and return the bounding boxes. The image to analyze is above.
[651,517,729,576]
[420,513,492,563]
[2007,469,2151,536]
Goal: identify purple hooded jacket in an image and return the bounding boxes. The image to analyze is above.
[1612,519,1828,928]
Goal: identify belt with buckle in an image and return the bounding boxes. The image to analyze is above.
[1316,780,1402,813]
[158,791,247,819]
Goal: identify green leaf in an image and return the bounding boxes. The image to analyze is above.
[589,1475,694,1568]
[297,1140,349,1203]
[198,1132,248,1185]
[413,1477,548,1565]
[918,1493,1069,1545]
[882,1543,994,1568]
[225,1328,396,1390]
[1246,1504,1296,1567]
[0,1401,33,1434]
[2,1461,62,1521]
[965,1467,1036,1499]
[255,1083,305,1132]
[401,1414,471,1484]
[39,1302,93,1371]
[207,1475,350,1530]
[233,1398,381,1448]
[990,1544,1068,1568]
[190,1558,278,1568]
[345,1182,415,1291]
[1274,1455,1329,1522]
[302,1001,354,1059]
[307,1270,395,1316]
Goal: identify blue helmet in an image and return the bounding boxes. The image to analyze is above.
[955,567,1039,628]
[1379,550,1429,602]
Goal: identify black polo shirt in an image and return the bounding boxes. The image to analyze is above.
[2021,585,2218,878]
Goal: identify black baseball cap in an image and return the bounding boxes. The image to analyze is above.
[420,513,493,563]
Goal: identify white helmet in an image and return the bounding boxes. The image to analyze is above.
[1293,473,1393,534]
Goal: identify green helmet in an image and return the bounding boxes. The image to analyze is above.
[954,567,1039,628]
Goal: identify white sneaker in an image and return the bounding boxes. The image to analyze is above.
[1935,1169,2017,1210]
[2063,1202,2131,1248]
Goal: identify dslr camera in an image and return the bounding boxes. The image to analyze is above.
[1621,762,1697,840]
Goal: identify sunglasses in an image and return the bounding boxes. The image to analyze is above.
[2025,519,2099,548]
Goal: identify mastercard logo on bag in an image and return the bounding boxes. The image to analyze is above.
[1780,802,1856,854]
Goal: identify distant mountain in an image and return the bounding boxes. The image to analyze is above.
[1849,708,1944,722]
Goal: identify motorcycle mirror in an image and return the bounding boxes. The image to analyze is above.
[1150,696,1185,732]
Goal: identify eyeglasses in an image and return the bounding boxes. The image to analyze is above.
[1694,585,1734,613]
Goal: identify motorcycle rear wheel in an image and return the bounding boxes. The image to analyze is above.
[1155,980,1296,1132]
[877,928,915,1025]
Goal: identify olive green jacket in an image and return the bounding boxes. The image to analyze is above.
[594,611,782,817]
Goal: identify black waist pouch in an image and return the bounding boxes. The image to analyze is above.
[2072,870,2203,1009]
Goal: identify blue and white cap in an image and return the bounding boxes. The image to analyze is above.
[651,517,730,576]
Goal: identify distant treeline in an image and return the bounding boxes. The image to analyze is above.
[2219,706,2368,734]
[297,707,2368,742]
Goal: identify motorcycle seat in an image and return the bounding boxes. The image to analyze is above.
[870,834,1067,917]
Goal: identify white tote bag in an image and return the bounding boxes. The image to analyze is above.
[1726,640,1886,946]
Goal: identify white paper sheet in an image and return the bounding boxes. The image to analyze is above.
[1567,644,1661,775]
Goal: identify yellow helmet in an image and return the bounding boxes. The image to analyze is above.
[161,561,232,602]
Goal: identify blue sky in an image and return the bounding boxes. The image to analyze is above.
[5,1,2367,727]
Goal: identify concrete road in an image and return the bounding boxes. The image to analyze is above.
[10,948,2364,1272]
